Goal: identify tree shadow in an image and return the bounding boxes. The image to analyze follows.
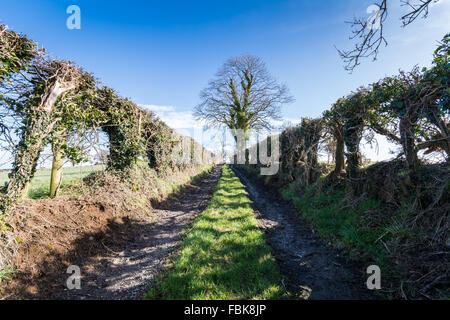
[3,166,222,300]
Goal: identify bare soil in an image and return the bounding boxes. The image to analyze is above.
[2,166,222,300]
[232,166,375,300]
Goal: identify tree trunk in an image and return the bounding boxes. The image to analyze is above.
[306,144,319,185]
[6,112,55,200]
[400,119,419,172]
[19,180,31,200]
[6,77,77,205]
[344,121,363,196]
[232,131,247,165]
[399,104,419,173]
[334,135,345,175]
[426,110,450,159]
[50,137,64,198]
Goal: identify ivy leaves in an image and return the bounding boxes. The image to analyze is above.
[0,25,37,82]
[321,33,449,180]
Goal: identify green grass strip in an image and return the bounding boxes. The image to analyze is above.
[147,165,287,300]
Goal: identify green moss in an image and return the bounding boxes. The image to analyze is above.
[0,265,15,283]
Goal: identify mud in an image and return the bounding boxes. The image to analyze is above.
[232,166,375,300]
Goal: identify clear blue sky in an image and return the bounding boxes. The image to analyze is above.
[1,0,449,161]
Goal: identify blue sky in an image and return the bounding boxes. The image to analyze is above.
[1,0,449,162]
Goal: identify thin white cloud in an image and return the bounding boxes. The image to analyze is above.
[391,0,450,46]
[430,0,450,7]
[139,104,175,113]
[163,111,204,129]
[139,104,204,129]
[270,117,302,129]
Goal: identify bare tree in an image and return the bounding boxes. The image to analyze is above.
[194,55,294,142]
[338,0,439,72]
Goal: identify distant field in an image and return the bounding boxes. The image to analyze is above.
[0,165,104,199]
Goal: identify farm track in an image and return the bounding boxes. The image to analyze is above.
[231,166,375,300]
[58,166,223,300]
[7,164,375,300]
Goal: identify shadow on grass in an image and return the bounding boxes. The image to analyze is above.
[147,165,289,300]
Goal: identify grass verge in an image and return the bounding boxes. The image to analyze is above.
[280,182,389,265]
[237,165,402,298]
[146,165,287,300]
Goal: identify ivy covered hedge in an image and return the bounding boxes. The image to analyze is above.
[246,33,448,191]
[0,24,216,214]
[241,33,449,299]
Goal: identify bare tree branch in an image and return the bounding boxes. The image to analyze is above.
[194,55,294,139]
[338,0,439,72]
[401,0,436,26]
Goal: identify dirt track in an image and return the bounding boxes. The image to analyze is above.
[56,166,223,300]
[232,166,374,300]
[6,164,375,300]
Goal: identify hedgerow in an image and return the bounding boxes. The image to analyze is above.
[241,33,449,299]
[0,24,216,213]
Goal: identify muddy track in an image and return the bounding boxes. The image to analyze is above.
[232,166,375,300]
[57,166,222,300]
